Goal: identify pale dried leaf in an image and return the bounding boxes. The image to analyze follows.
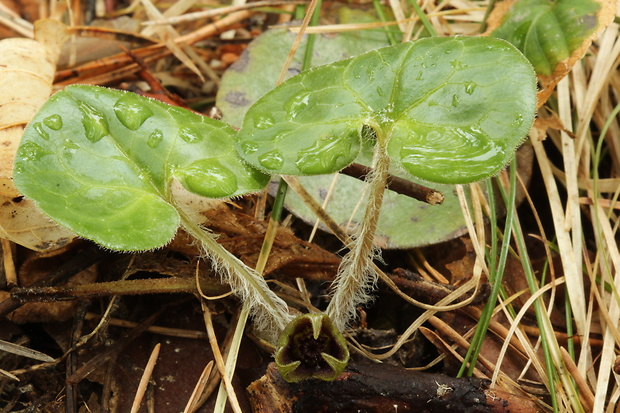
[0,19,73,251]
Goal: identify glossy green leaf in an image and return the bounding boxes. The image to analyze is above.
[235,36,537,185]
[14,85,269,251]
[489,0,602,76]
[216,22,389,128]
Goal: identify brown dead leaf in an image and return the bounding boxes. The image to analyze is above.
[0,20,75,251]
[169,202,341,281]
[0,19,68,194]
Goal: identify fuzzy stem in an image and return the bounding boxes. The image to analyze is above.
[178,209,292,336]
[326,139,390,331]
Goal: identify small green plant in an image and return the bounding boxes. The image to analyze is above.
[13,85,292,335]
[235,36,537,330]
[14,35,536,380]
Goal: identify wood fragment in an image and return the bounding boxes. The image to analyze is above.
[341,163,444,205]
[248,362,540,413]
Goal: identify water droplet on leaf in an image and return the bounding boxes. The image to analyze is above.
[295,133,357,174]
[452,94,460,107]
[464,82,477,95]
[114,94,154,131]
[253,114,275,129]
[43,114,63,130]
[64,139,79,150]
[240,141,258,154]
[258,149,284,170]
[32,122,49,140]
[147,129,164,148]
[366,67,376,81]
[18,142,51,161]
[450,60,464,69]
[179,126,203,143]
[511,113,524,127]
[177,159,239,198]
[285,93,311,120]
[77,101,109,143]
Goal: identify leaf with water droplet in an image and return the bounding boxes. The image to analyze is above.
[14,85,270,251]
[237,36,537,184]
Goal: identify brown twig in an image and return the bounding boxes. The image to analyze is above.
[340,163,445,205]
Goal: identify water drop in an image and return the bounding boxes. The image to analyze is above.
[240,141,258,155]
[258,149,284,170]
[253,114,275,130]
[464,82,477,95]
[32,122,49,140]
[43,114,63,130]
[64,139,79,150]
[510,113,524,127]
[295,133,356,174]
[284,93,310,121]
[113,94,154,131]
[416,72,423,81]
[376,86,385,97]
[366,67,376,81]
[179,125,203,143]
[18,142,51,162]
[63,139,79,160]
[78,101,109,143]
[450,60,463,69]
[147,129,164,148]
[176,159,239,198]
[452,94,460,107]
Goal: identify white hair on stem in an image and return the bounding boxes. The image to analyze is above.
[177,210,293,340]
[327,138,390,331]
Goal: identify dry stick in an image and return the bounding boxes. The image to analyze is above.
[143,1,307,25]
[176,10,254,45]
[0,245,110,319]
[341,163,444,205]
[130,343,161,413]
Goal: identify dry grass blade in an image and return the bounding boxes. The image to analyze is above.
[0,339,54,363]
[130,343,160,413]
[184,360,214,413]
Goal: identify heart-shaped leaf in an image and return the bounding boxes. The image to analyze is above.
[216,22,389,128]
[14,85,269,251]
[235,36,537,185]
[485,0,615,106]
[488,0,610,76]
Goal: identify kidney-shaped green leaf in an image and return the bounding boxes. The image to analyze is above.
[13,85,269,251]
[235,36,537,184]
[489,0,603,77]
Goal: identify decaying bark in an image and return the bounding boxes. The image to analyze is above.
[248,362,540,413]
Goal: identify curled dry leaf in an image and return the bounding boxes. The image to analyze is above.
[0,19,75,251]
[485,0,616,107]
